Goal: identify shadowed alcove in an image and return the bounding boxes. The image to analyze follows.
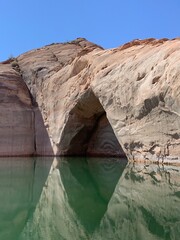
[58,89,126,157]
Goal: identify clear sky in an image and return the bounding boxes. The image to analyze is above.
[0,0,179,61]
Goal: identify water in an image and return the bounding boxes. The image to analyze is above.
[0,157,179,240]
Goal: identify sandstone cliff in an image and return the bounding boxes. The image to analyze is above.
[1,37,180,162]
[0,62,34,156]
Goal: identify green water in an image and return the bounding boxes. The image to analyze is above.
[0,157,179,240]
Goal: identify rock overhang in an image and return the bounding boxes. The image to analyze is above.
[0,37,180,163]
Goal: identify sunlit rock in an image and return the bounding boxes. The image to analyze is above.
[91,39,180,162]
[1,38,180,162]
[0,64,34,156]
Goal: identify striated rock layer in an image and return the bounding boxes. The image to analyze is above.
[1,37,180,162]
[0,63,34,156]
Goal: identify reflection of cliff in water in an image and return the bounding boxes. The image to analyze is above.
[60,157,127,233]
[19,159,180,240]
[19,157,127,240]
[93,163,180,240]
[0,157,52,240]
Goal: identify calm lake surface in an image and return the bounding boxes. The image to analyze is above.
[0,157,179,240]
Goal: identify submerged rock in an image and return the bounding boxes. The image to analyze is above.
[1,37,180,162]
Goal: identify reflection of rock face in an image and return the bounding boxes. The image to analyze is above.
[60,157,127,232]
[20,157,127,239]
[87,157,127,201]
[18,158,180,240]
[0,158,34,240]
[20,167,88,240]
[94,164,180,240]
[0,157,52,240]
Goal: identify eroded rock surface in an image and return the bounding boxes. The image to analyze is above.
[91,38,180,163]
[0,62,34,156]
[1,37,180,161]
[87,114,125,157]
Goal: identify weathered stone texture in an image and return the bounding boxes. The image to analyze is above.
[1,37,180,161]
[87,114,125,157]
[0,63,34,156]
[91,38,180,162]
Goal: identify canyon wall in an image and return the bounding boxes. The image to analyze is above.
[1,38,180,162]
[0,64,34,156]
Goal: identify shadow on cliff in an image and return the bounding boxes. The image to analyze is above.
[57,89,126,158]
[34,107,54,156]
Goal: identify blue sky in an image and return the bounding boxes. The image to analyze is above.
[0,0,179,61]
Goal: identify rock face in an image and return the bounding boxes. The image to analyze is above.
[87,114,125,157]
[91,38,180,163]
[0,62,34,156]
[1,37,180,162]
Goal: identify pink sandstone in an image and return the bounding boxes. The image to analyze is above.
[0,37,180,163]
